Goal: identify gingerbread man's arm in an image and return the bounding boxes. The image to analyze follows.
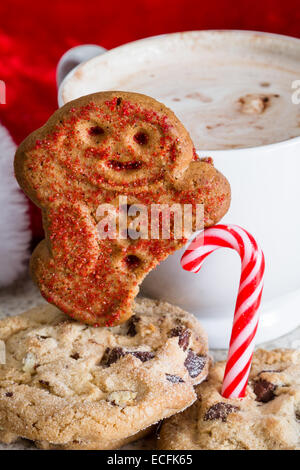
[41,202,100,277]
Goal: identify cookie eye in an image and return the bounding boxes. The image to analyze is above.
[133,131,149,145]
[124,255,141,269]
[89,126,104,136]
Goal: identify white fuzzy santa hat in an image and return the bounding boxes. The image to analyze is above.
[0,123,30,286]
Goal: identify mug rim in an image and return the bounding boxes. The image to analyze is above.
[196,133,300,155]
[58,29,300,154]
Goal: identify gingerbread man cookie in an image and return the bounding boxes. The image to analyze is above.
[15,91,230,325]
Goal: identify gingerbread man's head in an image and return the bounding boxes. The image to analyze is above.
[15,91,230,325]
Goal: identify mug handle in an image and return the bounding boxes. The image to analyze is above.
[56,44,107,88]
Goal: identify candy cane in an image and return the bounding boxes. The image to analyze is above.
[181,224,265,398]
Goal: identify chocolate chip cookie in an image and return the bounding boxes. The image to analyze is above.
[158,349,300,450]
[15,91,230,326]
[0,297,209,450]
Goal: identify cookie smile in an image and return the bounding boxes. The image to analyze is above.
[107,159,143,171]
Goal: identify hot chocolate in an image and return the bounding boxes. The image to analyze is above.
[60,31,300,150]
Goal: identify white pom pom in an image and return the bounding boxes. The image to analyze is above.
[0,124,30,286]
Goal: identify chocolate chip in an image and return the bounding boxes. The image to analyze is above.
[178,330,191,351]
[296,411,300,422]
[116,97,122,106]
[184,350,206,378]
[169,327,191,351]
[165,374,184,384]
[70,352,80,360]
[131,351,155,362]
[103,347,125,366]
[169,326,182,337]
[89,126,104,136]
[37,335,50,340]
[134,132,149,145]
[5,392,13,398]
[127,315,140,337]
[39,380,50,387]
[204,403,239,422]
[254,379,277,403]
[109,400,118,406]
[103,347,154,366]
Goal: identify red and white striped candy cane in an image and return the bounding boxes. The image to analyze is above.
[181,224,265,399]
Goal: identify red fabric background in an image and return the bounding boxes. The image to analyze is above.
[0,0,299,241]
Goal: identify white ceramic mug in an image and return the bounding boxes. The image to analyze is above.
[57,31,300,348]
